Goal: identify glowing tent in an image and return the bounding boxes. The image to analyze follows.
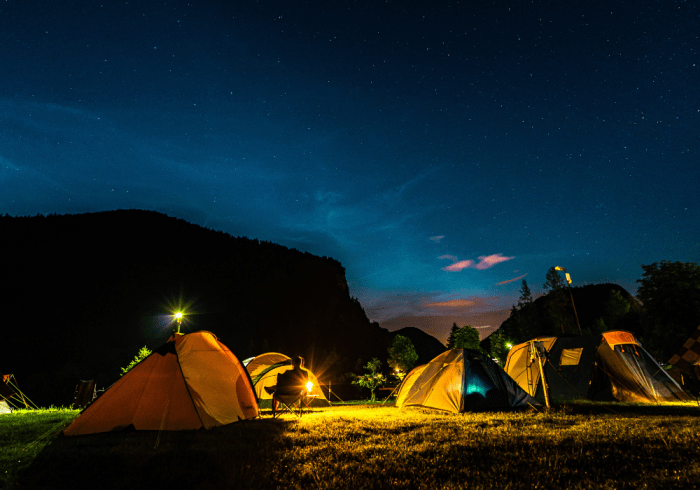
[395,349,537,412]
[64,331,258,436]
[243,352,328,406]
[504,331,692,403]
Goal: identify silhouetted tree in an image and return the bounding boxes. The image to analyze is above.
[352,358,386,402]
[543,266,566,292]
[604,290,630,331]
[453,325,481,351]
[446,322,460,349]
[591,317,607,335]
[637,261,700,361]
[517,279,533,308]
[387,335,419,379]
[483,328,510,365]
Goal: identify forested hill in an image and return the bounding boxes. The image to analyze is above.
[2,210,390,406]
[478,283,645,364]
[489,284,642,353]
[390,327,447,366]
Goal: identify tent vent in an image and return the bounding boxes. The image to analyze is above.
[559,348,583,367]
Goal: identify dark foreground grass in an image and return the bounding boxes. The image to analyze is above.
[3,402,700,489]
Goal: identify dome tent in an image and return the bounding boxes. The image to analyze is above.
[64,331,258,436]
[396,349,537,412]
[243,352,328,407]
[504,331,692,403]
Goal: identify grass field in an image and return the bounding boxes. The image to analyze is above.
[3,402,700,489]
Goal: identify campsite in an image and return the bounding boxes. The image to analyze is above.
[4,402,700,489]
[3,215,700,488]
[3,333,700,489]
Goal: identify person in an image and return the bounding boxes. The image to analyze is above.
[271,356,309,416]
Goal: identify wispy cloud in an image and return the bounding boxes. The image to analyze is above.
[474,254,515,270]
[439,253,515,272]
[396,165,441,196]
[425,298,478,308]
[496,273,528,286]
[430,235,445,243]
[442,260,474,272]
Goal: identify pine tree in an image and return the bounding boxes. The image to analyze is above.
[517,279,533,308]
[446,322,460,349]
[543,266,565,292]
[453,325,481,350]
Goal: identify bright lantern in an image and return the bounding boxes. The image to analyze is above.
[306,381,313,392]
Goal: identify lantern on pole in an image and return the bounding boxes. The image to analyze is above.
[554,267,582,335]
[174,312,183,334]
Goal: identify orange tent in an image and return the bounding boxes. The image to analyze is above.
[64,331,258,436]
[244,352,328,405]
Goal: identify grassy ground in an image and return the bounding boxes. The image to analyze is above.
[3,402,700,489]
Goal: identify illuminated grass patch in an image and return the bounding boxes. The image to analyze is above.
[3,403,700,489]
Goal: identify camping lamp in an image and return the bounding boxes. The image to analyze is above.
[175,312,183,334]
[306,381,313,392]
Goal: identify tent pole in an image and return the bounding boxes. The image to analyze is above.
[530,341,551,409]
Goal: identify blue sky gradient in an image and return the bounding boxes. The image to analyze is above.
[2,1,698,342]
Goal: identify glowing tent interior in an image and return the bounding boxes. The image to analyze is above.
[504,331,692,403]
[243,352,328,407]
[395,349,538,412]
[64,331,258,436]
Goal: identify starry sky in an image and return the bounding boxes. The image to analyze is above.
[2,0,699,343]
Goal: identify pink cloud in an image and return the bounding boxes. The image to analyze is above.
[425,299,478,308]
[430,235,445,243]
[474,254,515,270]
[440,253,514,272]
[496,273,528,286]
[442,260,474,272]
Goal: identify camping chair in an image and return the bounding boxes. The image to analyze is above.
[268,368,311,418]
[72,380,97,409]
[272,388,308,418]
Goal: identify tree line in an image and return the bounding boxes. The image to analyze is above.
[487,262,700,364]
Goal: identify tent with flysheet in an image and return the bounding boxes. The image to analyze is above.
[395,349,537,412]
[0,375,17,413]
[504,330,692,403]
[64,331,258,436]
[0,373,36,411]
[243,352,328,407]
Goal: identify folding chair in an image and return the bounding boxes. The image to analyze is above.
[72,379,97,409]
[272,388,308,418]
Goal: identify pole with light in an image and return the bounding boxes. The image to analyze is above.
[174,312,183,334]
[554,266,582,335]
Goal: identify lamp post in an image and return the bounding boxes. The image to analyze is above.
[174,312,183,334]
[554,266,582,335]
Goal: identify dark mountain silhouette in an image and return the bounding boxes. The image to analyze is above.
[390,327,446,367]
[1,210,392,406]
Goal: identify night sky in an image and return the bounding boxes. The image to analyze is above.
[2,1,698,343]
